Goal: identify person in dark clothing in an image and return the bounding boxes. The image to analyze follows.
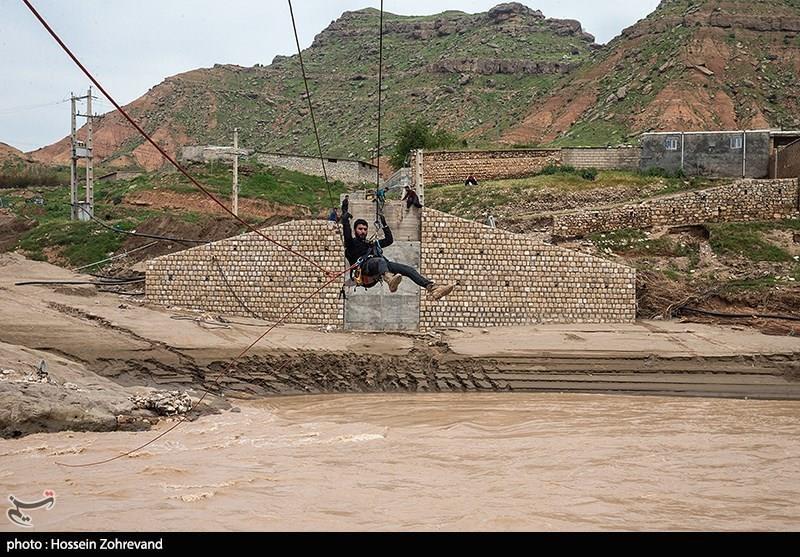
[402,186,423,210]
[465,174,479,186]
[328,208,339,222]
[341,195,349,217]
[342,211,454,300]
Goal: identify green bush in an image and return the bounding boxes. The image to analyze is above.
[539,164,575,175]
[708,223,793,262]
[640,167,686,179]
[538,164,596,181]
[390,119,461,169]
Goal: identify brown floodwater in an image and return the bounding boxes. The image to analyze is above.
[1,393,799,531]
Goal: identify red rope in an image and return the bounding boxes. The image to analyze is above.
[19,0,361,466]
[21,0,332,276]
[56,263,356,468]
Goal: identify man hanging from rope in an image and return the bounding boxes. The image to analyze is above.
[342,209,454,300]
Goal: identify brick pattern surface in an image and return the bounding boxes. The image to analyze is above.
[553,179,800,238]
[419,150,562,185]
[561,148,641,170]
[146,212,639,330]
[146,221,345,326]
[419,209,636,330]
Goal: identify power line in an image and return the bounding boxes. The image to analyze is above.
[0,98,70,115]
[21,0,333,276]
[73,203,209,245]
[376,0,384,192]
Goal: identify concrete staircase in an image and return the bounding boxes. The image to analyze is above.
[343,200,422,331]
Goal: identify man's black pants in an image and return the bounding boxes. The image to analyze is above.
[362,257,432,288]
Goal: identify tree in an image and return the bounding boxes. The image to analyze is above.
[390,119,461,169]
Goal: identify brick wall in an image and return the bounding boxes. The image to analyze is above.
[146,220,344,326]
[552,178,800,238]
[419,209,636,329]
[416,149,562,185]
[562,147,641,170]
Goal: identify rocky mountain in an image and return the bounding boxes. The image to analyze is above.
[27,3,596,170]
[0,143,27,164]
[26,1,800,170]
[503,0,800,146]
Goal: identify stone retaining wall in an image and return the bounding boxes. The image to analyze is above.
[552,179,800,238]
[415,149,561,186]
[419,209,636,329]
[146,221,344,326]
[562,147,641,170]
[181,146,377,185]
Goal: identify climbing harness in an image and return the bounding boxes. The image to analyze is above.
[22,0,385,467]
[350,239,384,290]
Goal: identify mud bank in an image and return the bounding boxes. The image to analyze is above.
[1,253,799,438]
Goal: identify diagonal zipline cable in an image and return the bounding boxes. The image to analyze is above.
[55,263,357,468]
[376,0,384,193]
[287,0,336,213]
[21,0,333,276]
[20,0,361,466]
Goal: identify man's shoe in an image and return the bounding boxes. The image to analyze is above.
[383,273,402,293]
[426,283,454,301]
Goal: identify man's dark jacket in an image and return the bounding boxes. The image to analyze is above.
[342,213,393,266]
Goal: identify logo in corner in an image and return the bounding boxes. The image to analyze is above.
[6,490,56,528]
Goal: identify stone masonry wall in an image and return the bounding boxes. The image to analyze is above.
[552,179,800,239]
[181,146,377,185]
[419,209,636,329]
[418,149,562,185]
[146,221,344,326]
[254,153,377,185]
[561,147,641,170]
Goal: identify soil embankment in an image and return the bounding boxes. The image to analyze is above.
[1,253,799,438]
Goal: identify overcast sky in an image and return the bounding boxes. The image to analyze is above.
[0,0,660,151]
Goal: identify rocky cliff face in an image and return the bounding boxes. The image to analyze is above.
[503,0,800,146]
[27,3,597,169]
[24,1,800,169]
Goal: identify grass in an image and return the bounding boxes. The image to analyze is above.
[2,161,349,268]
[17,220,132,267]
[425,169,719,216]
[708,221,799,262]
[589,228,698,258]
[152,162,349,214]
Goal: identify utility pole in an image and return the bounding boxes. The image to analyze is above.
[232,128,239,217]
[70,94,78,220]
[70,87,96,221]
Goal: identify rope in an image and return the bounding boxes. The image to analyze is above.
[74,241,158,271]
[287,0,336,213]
[15,279,144,287]
[22,0,332,276]
[373,2,385,228]
[212,256,265,321]
[20,0,361,466]
[376,0,384,192]
[73,204,208,246]
[681,306,800,323]
[55,263,357,468]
